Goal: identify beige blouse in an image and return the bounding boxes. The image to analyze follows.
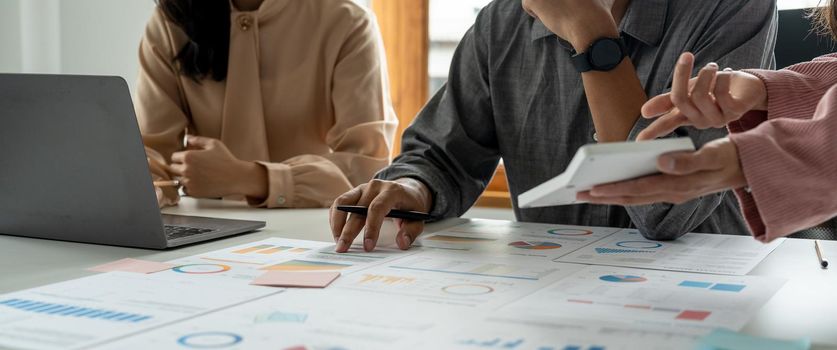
[136,0,397,208]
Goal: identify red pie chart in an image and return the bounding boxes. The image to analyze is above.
[508,241,562,250]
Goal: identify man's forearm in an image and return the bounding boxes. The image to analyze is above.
[563,3,647,143]
[581,60,647,142]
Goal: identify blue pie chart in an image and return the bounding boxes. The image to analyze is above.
[615,241,662,249]
[177,332,243,348]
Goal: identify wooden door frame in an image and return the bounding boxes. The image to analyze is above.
[370,0,511,208]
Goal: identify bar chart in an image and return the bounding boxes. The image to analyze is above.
[0,298,152,323]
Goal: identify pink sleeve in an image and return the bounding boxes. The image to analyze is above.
[754,54,837,119]
[730,85,837,242]
[729,54,837,135]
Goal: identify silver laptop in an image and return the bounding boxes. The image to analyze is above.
[0,74,265,249]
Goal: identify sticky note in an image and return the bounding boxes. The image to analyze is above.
[696,329,811,350]
[250,271,341,288]
[88,258,174,274]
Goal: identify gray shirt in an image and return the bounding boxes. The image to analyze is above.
[377,0,777,240]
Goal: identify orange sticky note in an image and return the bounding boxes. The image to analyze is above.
[250,271,341,288]
[88,258,175,274]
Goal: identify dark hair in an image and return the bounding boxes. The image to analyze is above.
[156,0,230,81]
[814,0,837,40]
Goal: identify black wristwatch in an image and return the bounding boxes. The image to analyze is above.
[571,37,628,73]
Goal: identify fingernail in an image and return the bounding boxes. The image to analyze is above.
[661,157,676,172]
[678,55,689,64]
[723,67,733,72]
[399,236,411,249]
[364,238,374,252]
[336,239,348,252]
[707,62,718,69]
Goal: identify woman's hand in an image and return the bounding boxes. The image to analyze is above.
[637,52,768,141]
[148,157,179,208]
[577,138,748,205]
[169,136,267,199]
[154,186,179,208]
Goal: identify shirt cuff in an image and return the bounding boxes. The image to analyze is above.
[728,110,768,134]
[729,131,795,242]
[375,164,450,219]
[247,161,295,208]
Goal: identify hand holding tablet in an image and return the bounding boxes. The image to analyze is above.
[519,138,696,208]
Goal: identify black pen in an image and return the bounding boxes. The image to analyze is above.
[815,240,829,269]
[336,205,434,222]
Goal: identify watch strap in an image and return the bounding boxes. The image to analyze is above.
[571,36,627,73]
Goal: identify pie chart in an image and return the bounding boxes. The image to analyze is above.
[547,228,593,236]
[508,241,562,250]
[599,274,648,283]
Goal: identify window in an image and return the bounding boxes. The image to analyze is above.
[429,0,492,95]
[779,0,825,9]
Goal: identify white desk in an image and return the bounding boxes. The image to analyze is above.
[1,198,836,348]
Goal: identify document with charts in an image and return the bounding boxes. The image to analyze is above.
[98,289,702,350]
[416,219,621,259]
[556,229,784,275]
[416,315,703,350]
[329,250,583,309]
[97,289,451,350]
[0,272,277,350]
[152,237,415,287]
[97,263,784,350]
[499,265,786,331]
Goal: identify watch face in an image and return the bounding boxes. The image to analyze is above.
[590,39,624,71]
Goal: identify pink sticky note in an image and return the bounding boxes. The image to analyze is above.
[88,258,175,274]
[250,271,341,288]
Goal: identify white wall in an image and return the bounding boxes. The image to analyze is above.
[58,0,156,91]
[0,0,155,92]
[0,0,22,72]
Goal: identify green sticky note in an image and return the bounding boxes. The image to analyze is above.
[696,329,811,350]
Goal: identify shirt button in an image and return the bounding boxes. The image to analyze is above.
[592,132,599,142]
[276,196,286,205]
[238,15,253,31]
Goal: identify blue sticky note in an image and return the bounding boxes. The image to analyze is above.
[710,284,746,292]
[696,329,810,350]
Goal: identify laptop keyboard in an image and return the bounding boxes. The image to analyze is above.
[164,225,215,240]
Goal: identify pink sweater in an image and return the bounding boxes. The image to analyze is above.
[728,54,837,242]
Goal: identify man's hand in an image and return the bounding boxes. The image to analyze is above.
[522,0,618,50]
[169,135,267,199]
[329,178,433,253]
[578,138,748,205]
[638,52,768,140]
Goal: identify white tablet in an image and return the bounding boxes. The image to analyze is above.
[518,138,696,208]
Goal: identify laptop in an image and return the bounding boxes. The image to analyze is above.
[0,74,265,249]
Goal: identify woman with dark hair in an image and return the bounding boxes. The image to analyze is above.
[581,2,837,243]
[137,0,397,208]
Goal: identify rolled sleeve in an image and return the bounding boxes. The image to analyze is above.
[375,12,500,219]
[247,162,296,209]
